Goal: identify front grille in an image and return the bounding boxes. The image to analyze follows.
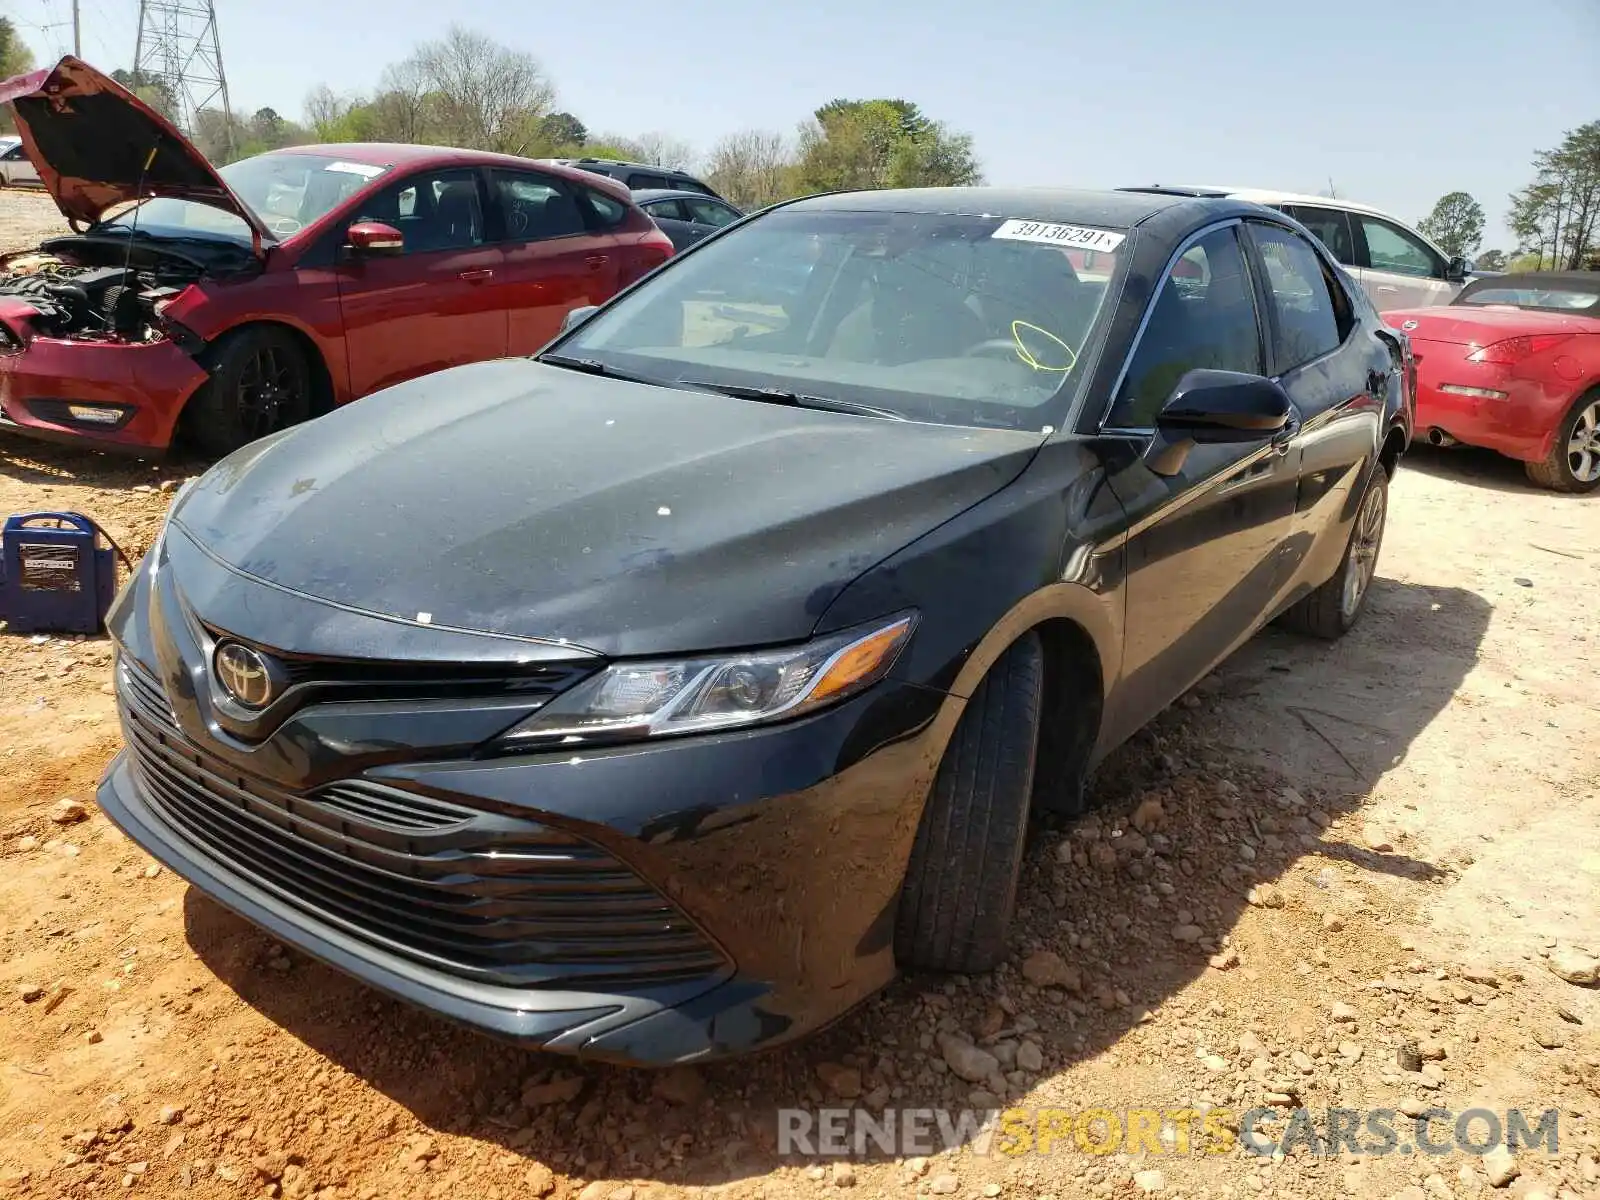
[198,622,596,703]
[115,656,726,989]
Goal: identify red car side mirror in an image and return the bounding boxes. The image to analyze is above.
[346,221,404,256]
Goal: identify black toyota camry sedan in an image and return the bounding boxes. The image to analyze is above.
[97,186,1413,1065]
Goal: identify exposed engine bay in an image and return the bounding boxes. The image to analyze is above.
[0,237,224,343]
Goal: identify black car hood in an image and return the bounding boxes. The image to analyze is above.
[171,359,1044,657]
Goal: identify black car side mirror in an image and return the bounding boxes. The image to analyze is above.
[1445,255,1471,283]
[1144,369,1293,476]
[560,305,600,335]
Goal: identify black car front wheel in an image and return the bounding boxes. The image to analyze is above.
[1281,464,1389,640]
[895,631,1043,974]
[186,326,313,457]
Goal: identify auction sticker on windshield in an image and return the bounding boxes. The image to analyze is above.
[992,220,1125,253]
[325,161,386,178]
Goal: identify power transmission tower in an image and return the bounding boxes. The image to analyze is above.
[131,0,233,155]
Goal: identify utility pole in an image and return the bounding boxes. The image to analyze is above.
[71,0,80,56]
[132,0,233,155]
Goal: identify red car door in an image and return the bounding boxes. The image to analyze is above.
[486,168,624,355]
[335,166,508,397]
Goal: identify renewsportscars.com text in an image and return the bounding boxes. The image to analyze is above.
[777,1106,1560,1159]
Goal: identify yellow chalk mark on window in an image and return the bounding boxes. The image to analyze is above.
[1010,320,1077,372]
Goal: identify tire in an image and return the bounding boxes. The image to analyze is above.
[184,326,313,457]
[1280,464,1389,640]
[895,631,1043,973]
[1524,389,1600,494]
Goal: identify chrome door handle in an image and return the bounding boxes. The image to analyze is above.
[584,255,609,270]
[458,268,494,282]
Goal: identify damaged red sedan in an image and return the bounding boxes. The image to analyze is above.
[0,57,674,455]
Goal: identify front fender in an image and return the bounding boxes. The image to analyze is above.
[816,437,1128,751]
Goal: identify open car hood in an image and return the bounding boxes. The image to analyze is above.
[0,55,268,255]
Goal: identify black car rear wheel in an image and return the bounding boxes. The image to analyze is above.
[185,327,313,457]
[895,631,1043,974]
[1280,464,1389,640]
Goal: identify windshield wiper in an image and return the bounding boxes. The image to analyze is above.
[537,353,663,386]
[677,379,906,421]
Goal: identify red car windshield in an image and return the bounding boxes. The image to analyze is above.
[1458,284,1599,314]
[94,153,391,244]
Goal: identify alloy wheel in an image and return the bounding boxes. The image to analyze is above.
[236,346,297,440]
[1566,399,1600,485]
[1341,480,1386,620]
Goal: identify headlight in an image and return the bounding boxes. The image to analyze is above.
[498,613,916,748]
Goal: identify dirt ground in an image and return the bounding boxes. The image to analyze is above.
[1,192,1599,1200]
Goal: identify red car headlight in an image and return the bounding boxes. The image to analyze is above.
[1467,334,1570,365]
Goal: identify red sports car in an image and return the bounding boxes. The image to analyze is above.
[1383,272,1600,492]
[0,57,674,456]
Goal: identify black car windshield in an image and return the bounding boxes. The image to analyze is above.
[552,208,1126,430]
[1457,284,1599,314]
[93,153,392,244]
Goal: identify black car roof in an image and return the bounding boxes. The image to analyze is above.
[632,188,734,204]
[555,158,701,176]
[787,186,1227,228]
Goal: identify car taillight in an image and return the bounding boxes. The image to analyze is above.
[1467,334,1570,365]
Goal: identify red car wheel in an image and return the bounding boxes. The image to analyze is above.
[1526,389,1600,494]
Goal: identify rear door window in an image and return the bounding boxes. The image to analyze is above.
[686,198,741,228]
[1248,223,1348,371]
[645,198,690,222]
[489,171,589,242]
[1282,205,1357,267]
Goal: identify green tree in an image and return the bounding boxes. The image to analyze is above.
[111,67,180,121]
[1474,248,1506,271]
[1508,121,1600,269]
[0,18,32,78]
[540,111,587,149]
[1417,191,1485,258]
[0,18,33,134]
[795,98,980,193]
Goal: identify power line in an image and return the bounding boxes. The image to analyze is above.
[131,0,231,150]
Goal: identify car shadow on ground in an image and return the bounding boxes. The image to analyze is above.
[1403,442,1598,500]
[182,574,1492,1188]
[0,431,206,490]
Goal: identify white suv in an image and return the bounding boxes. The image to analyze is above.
[1120,185,1470,312]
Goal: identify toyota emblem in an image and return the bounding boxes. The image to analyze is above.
[213,641,280,709]
[1401,319,1419,331]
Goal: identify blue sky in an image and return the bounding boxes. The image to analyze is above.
[16,0,1599,251]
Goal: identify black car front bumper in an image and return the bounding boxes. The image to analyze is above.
[96,576,952,1063]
